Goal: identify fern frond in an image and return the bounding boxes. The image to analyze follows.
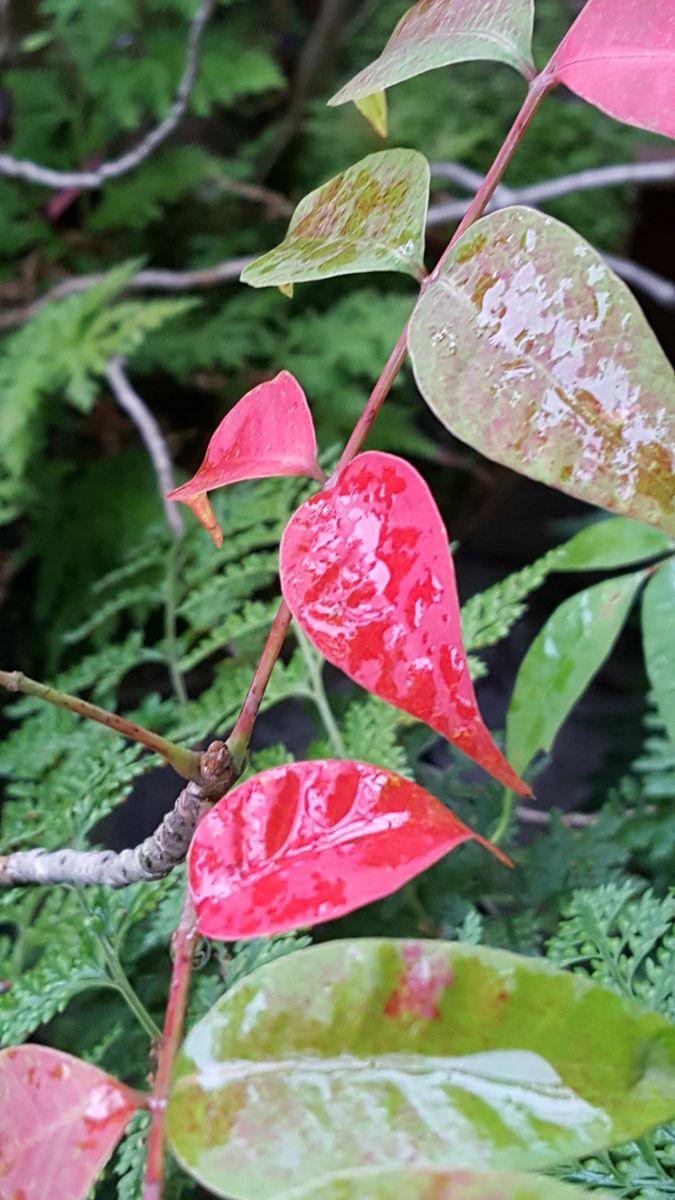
[461,547,563,654]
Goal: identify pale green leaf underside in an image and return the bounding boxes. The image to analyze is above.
[167,939,675,1200]
[330,0,535,105]
[241,150,429,288]
[642,558,675,748]
[408,207,675,535]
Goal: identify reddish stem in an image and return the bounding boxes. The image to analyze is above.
[142,886,199,1200]
[228,599,294,768]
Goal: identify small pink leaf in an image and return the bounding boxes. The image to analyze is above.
[549,0,675,138]
[0,1045,139,1200]
[280,452,529,795]
[188,759,507,938]
[167,371,322,546]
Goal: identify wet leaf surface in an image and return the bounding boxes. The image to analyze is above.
[330,0,535,106]
[167,939,675,1199]
[408,208,675,535]
[188,759,501,939]
[642,558,675,748]
[285,1168,597,1200]
[555,517,672,571]
[549,0,675,139]
[167,371,321,546]
[0,1044,139,1200]
[506,571,645,776]
[240,151,429,289]
[280,451,529,794]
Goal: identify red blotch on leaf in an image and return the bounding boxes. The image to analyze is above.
[280,451,529,795]
[384,943,453,1022]
[0,1045,139,1200]
[167,370,323,546]
[188,759,507,940]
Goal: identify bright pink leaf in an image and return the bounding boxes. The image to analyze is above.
[548,0,675,139]
[0,1045,140,1200]
[188,759,508,938]
[280,452,529,795]
[167,371,323,547]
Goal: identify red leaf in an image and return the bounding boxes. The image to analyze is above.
[167,371,323,547]
[189,759,507,939]
[280,452,529,795]
[0,1045,139,1200]
[549,0,675,138]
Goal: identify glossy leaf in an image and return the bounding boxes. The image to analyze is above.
[329,0,534,110]
[555,517,672,572]
[408,207,675,536]
[167,938,675,1199]
[188,759,504,940]
[167,371,322,547]
[642,558,675,747]
[548,0,675,139]
[240,151,429,289]
[280,451,529,795]
[506,571,645,775]
[355,92,388,138]
[285,1169,596,1200]
[0,1045,139,1200]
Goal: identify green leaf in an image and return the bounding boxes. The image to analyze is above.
[506,571,645,776]
[167,939,675,1199]
[240,150,429,289]
[555,517,673,571]
[642,558,675,748]
[283,1168,597,1200]
[354,92,388,138]
[329,0,535,106]
[408,207,675,536]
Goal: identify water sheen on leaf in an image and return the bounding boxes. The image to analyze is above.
[280,451,529,795]
[167,939,675,1200]
[506,571,645,776]
[642,558,675,748]
[408,208,675,535]
[0,1045,139,1200]
[167,371,322,546]
[285,1168,598,1200]
[548,0,675,139]
[188,759,502,939]
[330,0,535,107]
[555,517,672,572]
[240,150,429,289]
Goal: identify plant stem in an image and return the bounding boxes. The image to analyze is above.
[107,956,162,1042]
[0,669,201,782]
[227,600,294,771]
[297,627,346,757]
[143,886,199,1200]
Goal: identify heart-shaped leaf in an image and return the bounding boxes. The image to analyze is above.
[280,451,529,795]
[506,570,646,776]
[642,558,675,747]
[240,151,429,290]
[408,208,675,535]
[548,0,675,139]
[188,759,504,939]
[282,1168,596,1200]
[167,938,675,1199]
[0,1045,139,1200]
[329,0,535,109]
[167,371,322,547]
[555,517,673,572]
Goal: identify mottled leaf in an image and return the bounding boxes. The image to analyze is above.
[188,759,504,939]
[642,558,675,747]
[280,451,529,795]
[548,0,675,139]
[506,571,645,775]
[0,1045,139,1200]
[167,939,675,1199]
[408,208,675,535]
[555,517,672,571]
[240,151,429,289]
[330,0,535,108]
[355,92,388,138]
[287,1169,597,1200]
[167,371,322,547]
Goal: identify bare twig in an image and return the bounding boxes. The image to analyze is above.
[515,805,596,829]
[0,0,215,190]
[106,357,184,539]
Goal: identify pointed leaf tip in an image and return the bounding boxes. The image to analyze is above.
[188,759,500,939]
[280,451,529,794]
[167,371,321,543]
[240,150,429,289]
[355,92,388,138]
